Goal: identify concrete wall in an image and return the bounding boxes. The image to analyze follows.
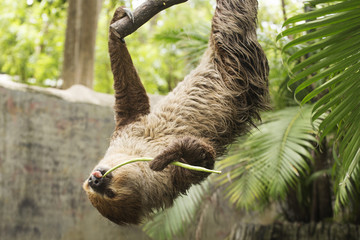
[0,79,156,240]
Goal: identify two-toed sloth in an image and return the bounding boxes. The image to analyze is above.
[83,0,269,225]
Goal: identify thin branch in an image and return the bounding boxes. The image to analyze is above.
[110,0,188,39]
[281,0,287,22]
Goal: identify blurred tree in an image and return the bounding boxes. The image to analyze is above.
[61,0,103,89]
[0,0,66,86]
[281,0,287,22]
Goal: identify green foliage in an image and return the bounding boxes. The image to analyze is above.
[142,180,210,240]
[0,0,66,86]
[278,0,360,210]
[257,32,297,109]
[93,0,116,94]
[218,106,319,210]
[0,0,213,94]
[257,0,305,109]
[153,22,210,69]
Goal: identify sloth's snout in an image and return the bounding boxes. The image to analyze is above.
[88,168,111,192]
[88,174,103,188]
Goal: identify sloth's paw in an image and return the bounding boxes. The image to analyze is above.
[110,7,134,41]
[112,7,134,23]
[150,136,215,172]
[177,136,215,169]
[149,148,180,171]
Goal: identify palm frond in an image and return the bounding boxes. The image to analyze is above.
[142,180,210,240]
[278,0,360,209]
[218,106,318,209]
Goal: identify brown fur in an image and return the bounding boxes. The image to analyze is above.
[83,0,269,225]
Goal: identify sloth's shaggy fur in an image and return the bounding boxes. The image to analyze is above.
[83,0,269,225]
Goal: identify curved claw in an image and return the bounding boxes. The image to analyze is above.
[110,7,134,41]
[123,8,135,24]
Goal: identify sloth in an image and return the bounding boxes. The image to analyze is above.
[83,0,269,225]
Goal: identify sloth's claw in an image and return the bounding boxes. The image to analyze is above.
[123,8,135,24]
[111,7,135,41]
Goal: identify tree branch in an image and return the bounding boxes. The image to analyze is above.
[110,0,188,39]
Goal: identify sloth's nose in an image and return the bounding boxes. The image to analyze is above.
[88,168,110,191]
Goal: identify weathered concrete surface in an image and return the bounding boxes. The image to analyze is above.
[0,79,157,240]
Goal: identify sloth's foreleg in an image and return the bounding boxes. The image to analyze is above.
[108,7,150,129]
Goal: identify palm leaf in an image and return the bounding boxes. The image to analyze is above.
[279,0,360,209]
[142,180,209,240]
[218,106,319,209]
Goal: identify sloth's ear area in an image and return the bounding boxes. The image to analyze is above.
[149,136,216,171]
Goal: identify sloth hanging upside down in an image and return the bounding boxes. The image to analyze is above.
[83,0,269,225]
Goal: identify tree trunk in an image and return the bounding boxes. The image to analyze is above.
[283,184,310,222]
[311,139,333,221]
[280,0,287,22]
[62,0,103,89]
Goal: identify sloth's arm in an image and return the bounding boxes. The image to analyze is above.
[109,7,150,129]
[150,136,215,190]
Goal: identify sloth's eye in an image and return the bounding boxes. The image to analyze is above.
[105,189,116,198]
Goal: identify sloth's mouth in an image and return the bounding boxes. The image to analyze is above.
[87,167,112,194]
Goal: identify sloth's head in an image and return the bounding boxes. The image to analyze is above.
[82,154,144,225]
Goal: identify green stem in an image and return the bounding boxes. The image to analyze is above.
[102,157,221,178]
[171,161,221,174]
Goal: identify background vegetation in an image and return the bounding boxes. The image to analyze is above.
[0,0,301,94]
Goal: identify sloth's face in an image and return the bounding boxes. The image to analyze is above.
[82,154,144,225]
